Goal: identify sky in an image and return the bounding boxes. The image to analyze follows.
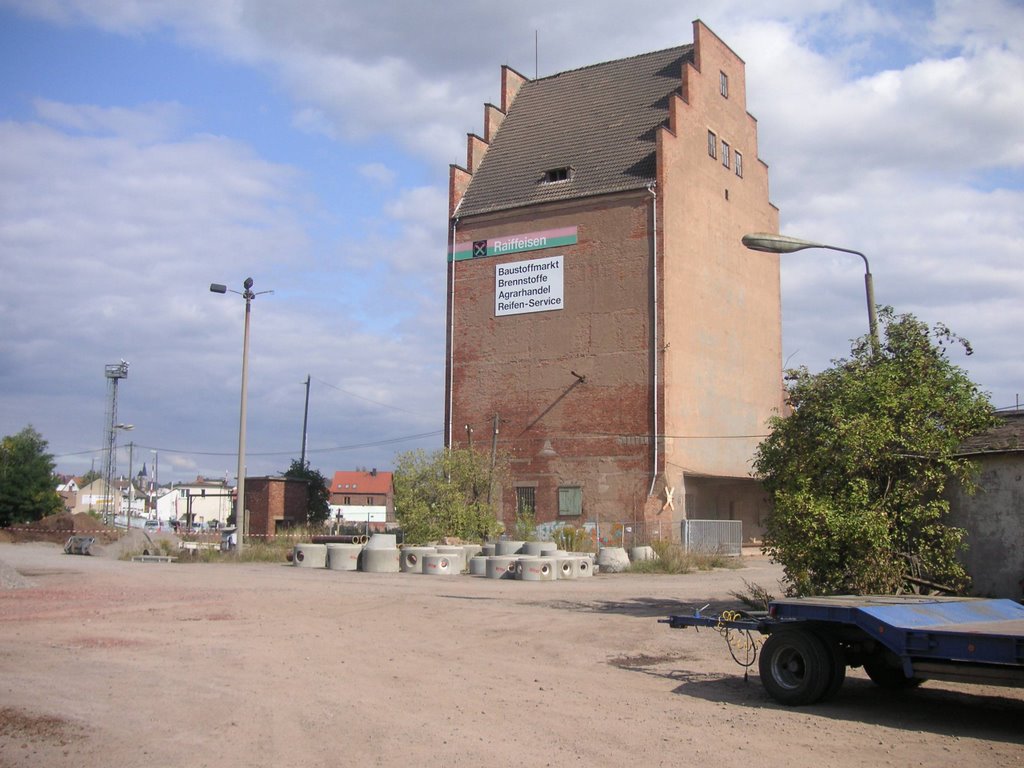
[1,0,1022,485]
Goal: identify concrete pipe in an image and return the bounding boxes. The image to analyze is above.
[293,543,328,568]
[512,557,544,581]
[516,556,557,582]
[312,534,368,545]
[434,547,464,573]
[576,557,593,577]
[359,547,400,573]
[596,547,630,573]
[485,556,518,579]
[481,543,496,557]
[630,545,657,562]
[557,557,580,580]
[400,546,436,574]
[365,533,397,550]
[326,543,362,571]
[422,553,458,576]
[462,544,483,563]
[468,556,487,576]
[495,540,525,556]
[522,541,544,556]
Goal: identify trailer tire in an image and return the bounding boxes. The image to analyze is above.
[814,632,847,702]
[759,630,832,706]
[863,652,923,689]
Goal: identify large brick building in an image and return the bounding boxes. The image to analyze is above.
[446,21,782,541]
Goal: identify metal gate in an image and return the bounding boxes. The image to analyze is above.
[681,519,742,556]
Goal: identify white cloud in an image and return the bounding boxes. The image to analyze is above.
[2,0,1022,476]
[357,162,396,187]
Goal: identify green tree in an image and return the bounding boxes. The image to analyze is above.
[393,447,505,544]
[0,426,63,527]
[753,309,996,596]
[283,460,331,526]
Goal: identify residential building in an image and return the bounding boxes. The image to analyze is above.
[158,477,234,527]
[73,478,114,515]
[56,476,80,513]
[329,469,395,526]
[446,21,782,541]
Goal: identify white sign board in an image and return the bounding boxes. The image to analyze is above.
[495,255,564,317]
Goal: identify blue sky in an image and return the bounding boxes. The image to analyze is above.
[1,0,1022,484]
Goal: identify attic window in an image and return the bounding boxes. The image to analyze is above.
[542,167,572,184]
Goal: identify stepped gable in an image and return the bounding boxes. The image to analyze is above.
[452,45,693,218]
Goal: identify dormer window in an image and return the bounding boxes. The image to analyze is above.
[542,167,572,184]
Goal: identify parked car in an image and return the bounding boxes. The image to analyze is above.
[143,519,159,532]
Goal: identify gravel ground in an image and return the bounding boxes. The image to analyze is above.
[1,541,1022,768]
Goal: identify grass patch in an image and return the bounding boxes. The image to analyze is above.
[627,539,743,574]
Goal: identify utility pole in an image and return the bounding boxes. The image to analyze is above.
[301,374,311,468]
[127,441,134,530]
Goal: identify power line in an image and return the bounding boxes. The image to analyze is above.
[311,375,430,417]
[53,430,443,460]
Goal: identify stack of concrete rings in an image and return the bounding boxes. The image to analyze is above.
[400,546,436,573]
[360,533,400,573]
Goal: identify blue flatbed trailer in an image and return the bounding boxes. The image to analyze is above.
[661,595,1024,705]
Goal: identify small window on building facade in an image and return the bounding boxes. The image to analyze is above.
[735,151,743,178]
[722,141,731,169]
[516,486,536,518]
[344,496,351,505]
[366,497,372,504]
[707,130,717,159]
[720,71,729,98]
[542,167,571,184]
[558,486,582,517]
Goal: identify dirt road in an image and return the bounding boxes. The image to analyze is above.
[1,542,1021,768]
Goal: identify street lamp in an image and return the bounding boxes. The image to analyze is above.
[210,278,273,552]
[742,232,880,352]
[112,423,133,526]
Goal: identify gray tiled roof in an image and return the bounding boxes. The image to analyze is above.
[957,411,1024,455]
[456,45,694,218]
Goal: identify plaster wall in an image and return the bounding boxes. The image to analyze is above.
[948,455,1024,599]
[658,21,782,481]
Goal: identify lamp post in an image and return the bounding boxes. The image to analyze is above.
[742,232,879,352]
[150,450,158,520]
[210,278,273,552]
[112,423,133,526]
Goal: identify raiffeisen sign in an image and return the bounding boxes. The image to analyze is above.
[449,226,577,262]
[495,255,563,317]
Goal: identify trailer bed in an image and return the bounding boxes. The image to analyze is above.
[662,595,1024,705]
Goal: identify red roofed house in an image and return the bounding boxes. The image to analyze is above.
[329,469,395,528]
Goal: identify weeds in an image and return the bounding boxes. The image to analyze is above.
[627,539,742,574]
[729,579,778,610]
[551,525,592,553]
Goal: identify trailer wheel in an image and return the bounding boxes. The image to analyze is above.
[759,630,832,705]
[815,632,847,702]
[862,652,923,689]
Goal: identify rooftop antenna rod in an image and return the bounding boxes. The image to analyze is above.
[535,30,538,78]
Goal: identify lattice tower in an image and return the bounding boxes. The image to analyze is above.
[102,361,129,522]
